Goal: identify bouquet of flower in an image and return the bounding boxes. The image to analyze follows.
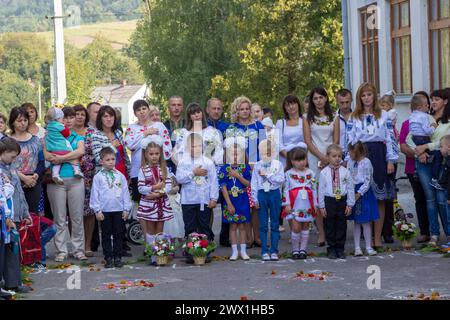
[145,233,176,257]
[182,233,216,257]
[392,220,418,242]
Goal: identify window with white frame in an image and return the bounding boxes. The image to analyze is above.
[391,0,412,94]
[360,4,380,91]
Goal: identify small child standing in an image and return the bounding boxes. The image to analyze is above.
[137,136,174,265]
[219,136,251,261]
[45,107,83,184]
[438,135,450,251]
[251,139,285,261]
[318,144,355,260]
[282,147,317,260]
[90,147,132,269]
[347,142,379,256]
[176,133,219,263]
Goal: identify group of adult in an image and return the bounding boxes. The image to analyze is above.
[5,82,449,263]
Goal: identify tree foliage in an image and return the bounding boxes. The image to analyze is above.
[0,69,37,115]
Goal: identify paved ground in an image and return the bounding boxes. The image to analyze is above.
[22,180,450,300]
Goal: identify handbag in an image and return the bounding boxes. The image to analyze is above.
[19,214,42,265]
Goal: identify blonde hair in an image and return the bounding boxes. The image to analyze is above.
[148,105,159,113]
[141,143,168,180]
[352,83,381,120]
[326,144,343,155]
[231,96,252,123]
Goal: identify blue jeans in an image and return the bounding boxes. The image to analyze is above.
[40,224,56,264]
[257,190,281,255]
[416,161,449,237]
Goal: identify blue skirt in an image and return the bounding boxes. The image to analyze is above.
[364,142,395,200]
[348,184,380,224]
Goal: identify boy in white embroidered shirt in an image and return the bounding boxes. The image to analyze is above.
[176,133,219,263]
[318,144,355,260]
[90,147,132,269]
[251,139,285,262]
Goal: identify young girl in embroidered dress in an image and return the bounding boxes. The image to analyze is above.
[219,136,252,261]
[137,135,174,265]
[282,147,317,259]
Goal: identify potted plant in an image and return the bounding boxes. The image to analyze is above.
[182,233,216,265]
[392,220,418,250]
[144,233,176,266]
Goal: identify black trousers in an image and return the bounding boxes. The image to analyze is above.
[408,174,430,236]
[182,204,214,241]
[23,181,42,214]
[100,212,124,259]
[382,164,397,238]
[218,193,230,244]
[324,196,348,253]
[0,227,21,289]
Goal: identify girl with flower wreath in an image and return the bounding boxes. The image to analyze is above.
[282,147,317,259]
[137,135,174,265]
[219,136,252,261]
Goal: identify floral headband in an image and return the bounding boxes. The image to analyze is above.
[141,135,163,149]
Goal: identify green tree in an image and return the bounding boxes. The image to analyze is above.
[65,45,96,105]
[128,0,243,107]
[0,69,37,115]
[210,0,343,117]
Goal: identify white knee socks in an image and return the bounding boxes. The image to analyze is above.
[300,230,310,251]
[362,223,372,249]
[291,232,301,252]
[354,223,372,249]
[353,224,362,249]
[240,243,247,255]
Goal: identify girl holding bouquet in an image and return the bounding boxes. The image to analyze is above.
[282,147,317,260]
[137,135,174,265]
[219,136,252,261]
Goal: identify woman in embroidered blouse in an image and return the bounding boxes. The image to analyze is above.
[275,94,307,167]
[303,87,339,246]
[91,105,131,179]
[8,106,45,215]
[172,102,223,166]
[346,83,398,249]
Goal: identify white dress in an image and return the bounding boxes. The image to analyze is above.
[282,168,317,222]
[275,118,306,166]
[307,116,335,176]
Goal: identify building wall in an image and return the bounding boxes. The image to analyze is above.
[125,85,150,126]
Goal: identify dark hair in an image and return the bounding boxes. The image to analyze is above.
[99,146,116,160]
[431,89,450,124]
[185,103,207,131]
[62,106,76,118]
[133,99,149,113]
[114,107,123,132]
[96,105,120,132]
[285,147,308,171]
[262,107,273,116]
[21,103,38,122]
[347,141,368,159]
[413,91,431,108]
[282,94,303,120]
[86,102,101,111]
[73,104,89,127]
[336,88,352,98]
[0,137,21,155]
[9,106,29,134]
[307,87,334,123]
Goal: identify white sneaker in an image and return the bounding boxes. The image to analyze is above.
[229,252,238,261]
[240,251,250,261]
[354,248,363,257]
[270,253,279,261]
[367,247,377,256]
[428,236,439,246]
[279,226,285,232]
[52,176,64,185]
[261,253,271,261]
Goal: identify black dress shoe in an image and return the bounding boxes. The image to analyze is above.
[327,249,337,260]
[252,241,262,248]
[104,258,114,268]
[299,250,308,260]
[292,252,300,260]
[6,285,30,294]
[336,251,346,259]
[318,242,326,247]
[383,236,394,244]
[123,243,132,251]
[114,258,124,268]
[185,256,194,264]
[0,289,12,300]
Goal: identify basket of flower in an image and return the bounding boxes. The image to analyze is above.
[144,233,176,266]
[392,220,418,250]
[182,233,216,265]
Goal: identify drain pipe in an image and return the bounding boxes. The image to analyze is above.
[342,0,351,91]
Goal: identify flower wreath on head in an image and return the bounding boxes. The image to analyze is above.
[223,136,247,150]
[141,135,163,150]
